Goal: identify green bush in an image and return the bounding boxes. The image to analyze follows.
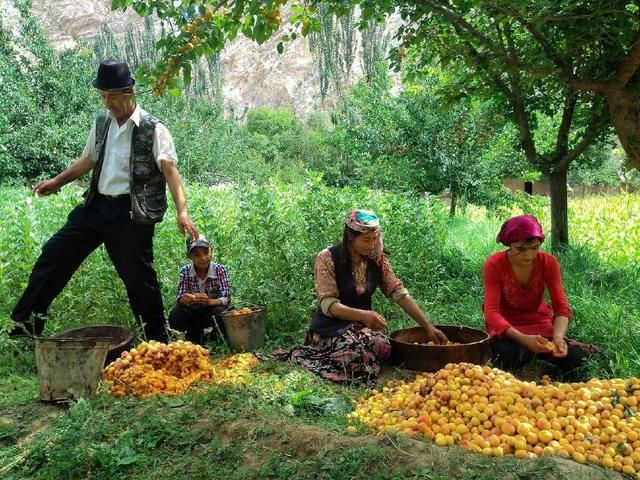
[0,9,99,183]
[245,107,296,137]
[0,182,448,343]
[2,185,639,378]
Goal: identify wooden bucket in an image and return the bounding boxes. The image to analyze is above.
[35,337,111,402]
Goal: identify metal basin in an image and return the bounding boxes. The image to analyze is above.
[390,325,490,372]
[52,325,134,365]
[221,306,266,352]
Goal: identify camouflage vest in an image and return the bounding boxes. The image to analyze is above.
[85,110,168,225]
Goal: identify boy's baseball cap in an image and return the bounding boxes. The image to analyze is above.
[186,234,211,253]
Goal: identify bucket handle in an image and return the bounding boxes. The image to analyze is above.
[213,315,232,354]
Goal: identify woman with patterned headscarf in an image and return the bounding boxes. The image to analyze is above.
[483,215,594,377]
[273,209,447,386]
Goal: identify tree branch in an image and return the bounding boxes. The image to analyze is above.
[519,20,573,78]
[462,40,537,162]
[555,89,577,157]
[614,38,640,87]
[484,1,574,78]
[569,78,609,93]
[556,99,609,171]
[538,11,640,23]
[421,0,521,68]
[569,39,640,93]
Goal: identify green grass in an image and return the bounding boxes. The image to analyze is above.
[2,186,638,373]
[0,358,623,479]
[0,186,638,479]
[1,185,638,378]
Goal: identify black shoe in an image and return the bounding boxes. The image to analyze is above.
[8,322,39,337]
[8,323,31,337]
[8,314,46,337]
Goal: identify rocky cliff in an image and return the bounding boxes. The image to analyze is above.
[2,0,397,117]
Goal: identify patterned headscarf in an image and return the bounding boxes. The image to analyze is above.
[345,209,380,232]
[496,215,545,246]
[345,209,385,264]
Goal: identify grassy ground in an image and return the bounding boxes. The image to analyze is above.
[0,348,625,480]
[0,186,638,478]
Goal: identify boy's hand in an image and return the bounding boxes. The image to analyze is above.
[179,293,196,306]
[192,293,209,305]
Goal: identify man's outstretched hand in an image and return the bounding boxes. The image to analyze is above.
[32,178,60,196]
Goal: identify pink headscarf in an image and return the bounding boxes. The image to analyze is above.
[496,215,545,246]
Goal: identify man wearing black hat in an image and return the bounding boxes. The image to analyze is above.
[9,59,197,342]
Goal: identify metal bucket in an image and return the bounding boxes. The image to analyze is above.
[52,325,134,365]
[390,325,490,372]
[221,307,266,352]
[35,337,111,402]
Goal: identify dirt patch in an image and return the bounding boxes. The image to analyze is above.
[219,420,369,458]
[0,403,65,447]
[200,418,623,480]
[377,364,420,386]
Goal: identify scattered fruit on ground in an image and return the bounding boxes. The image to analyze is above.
[347,362,640,477]
[102,340,257,397]
[209,351,259,385]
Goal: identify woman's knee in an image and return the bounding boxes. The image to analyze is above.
[491,338,532,370]
[554,344,588,371]
[366,332,391,361]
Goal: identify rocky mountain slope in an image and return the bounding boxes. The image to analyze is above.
[2,0,397,117]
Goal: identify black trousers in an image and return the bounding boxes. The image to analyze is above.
[168,304,226,345]
[491,337,588,378]
[11,194,168,341]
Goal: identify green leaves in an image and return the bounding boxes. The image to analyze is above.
[284,388,350,417]
[182,61,192,85]
[110,0,132,11]
[161,397,186,408]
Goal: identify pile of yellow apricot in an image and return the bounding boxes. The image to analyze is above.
[347,362,640,477]
[102,340,257,397]
[226,307,255,315]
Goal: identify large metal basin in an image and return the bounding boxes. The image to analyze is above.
[53,325,134,365]
[390,325,490,372]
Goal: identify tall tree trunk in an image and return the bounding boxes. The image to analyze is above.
[549,166,569,251]
[449,191,457,218]
[606,89,640,170]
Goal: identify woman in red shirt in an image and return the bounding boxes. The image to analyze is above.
[483,215,588,375]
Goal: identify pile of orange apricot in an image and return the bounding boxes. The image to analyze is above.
[102,340,257,397]
[347,363,640,477]
[226,307,255,315]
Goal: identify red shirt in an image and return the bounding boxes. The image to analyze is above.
[483,251,571,337]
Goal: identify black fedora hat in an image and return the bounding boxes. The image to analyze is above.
[92,59,135,90]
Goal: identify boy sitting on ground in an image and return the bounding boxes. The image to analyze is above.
[168,235,231,345]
